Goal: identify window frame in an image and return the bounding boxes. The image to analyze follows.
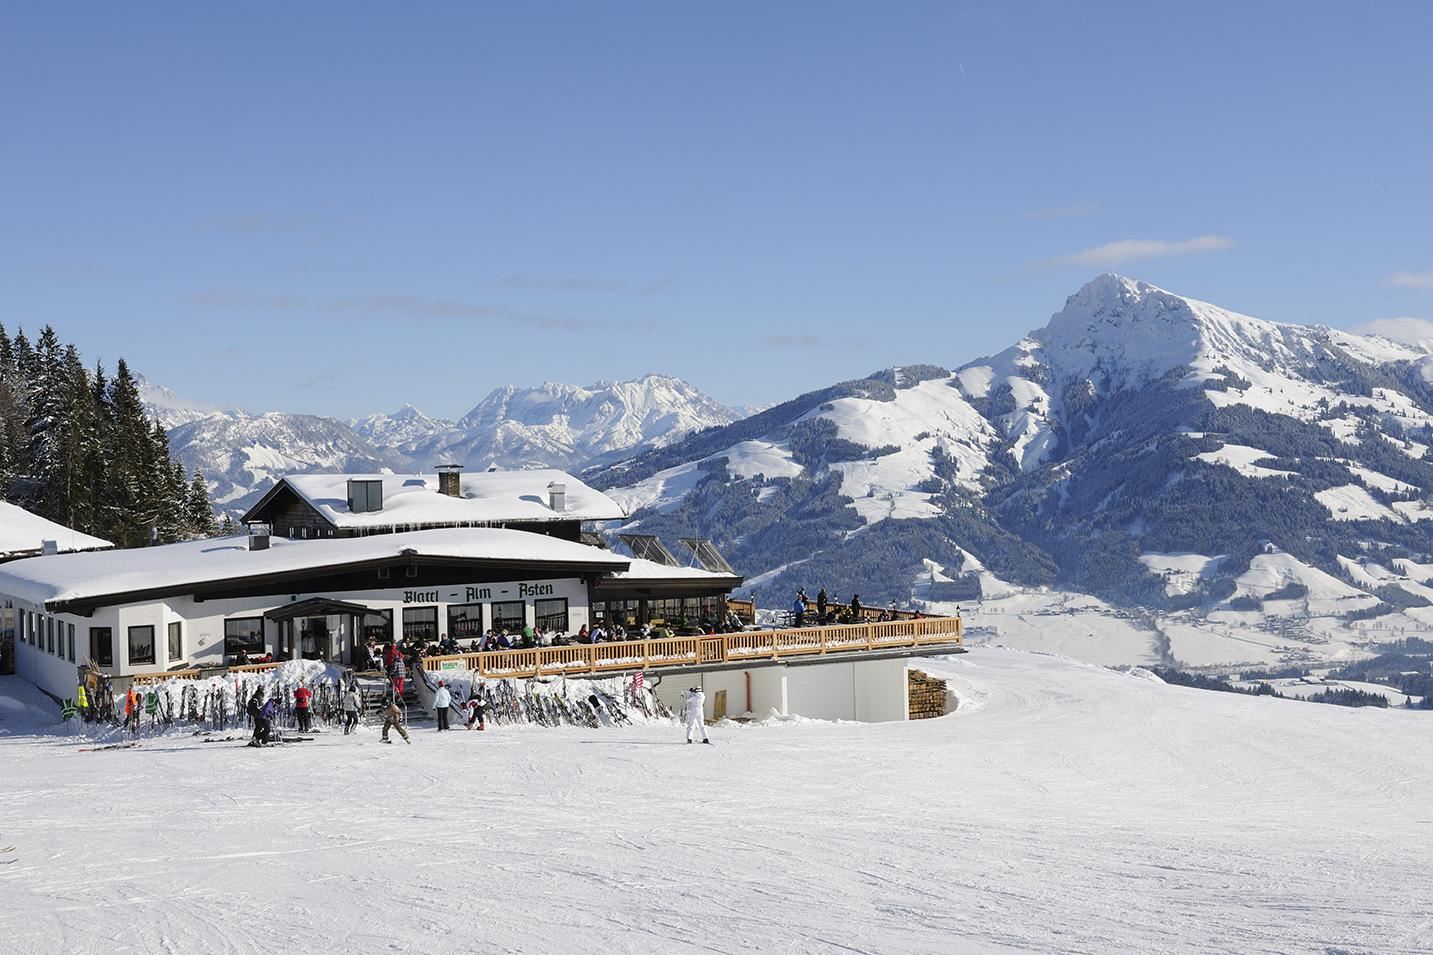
[446,602,484,641]
[127,625,156,666]
[490,600,526,634]
[67,623,75,663]
[90,627,113,667]
[167,621,183,663]
[534,597,569,634]
[401,605,439,642]
[224,616,266,656]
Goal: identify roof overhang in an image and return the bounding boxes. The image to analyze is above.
[265,596,375,621]
[46,553,632,616]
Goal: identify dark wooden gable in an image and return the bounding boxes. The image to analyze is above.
[240,481,340,538]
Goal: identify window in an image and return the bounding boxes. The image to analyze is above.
[535,598,568,634]
[67,623,75,662]
[46,616,54,654]
[490,601,525,634]
[361,610,392,643]
[168,621,183,662]
[224,617,265,655]
[402,606,438,642]
[446,603,484,640]
[90,628,113,667]
[128,625,156,666]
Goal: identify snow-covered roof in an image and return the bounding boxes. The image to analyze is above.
[0,527,629,611]
[248,469,626,528]
[609,557,742,584]
[0,502,112,559]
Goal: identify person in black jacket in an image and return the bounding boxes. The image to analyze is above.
[816,588,828,625]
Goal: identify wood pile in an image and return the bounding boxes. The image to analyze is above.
[907,668,948,720]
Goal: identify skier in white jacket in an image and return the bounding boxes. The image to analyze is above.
[433,681,452,731]
[685,686,710,744]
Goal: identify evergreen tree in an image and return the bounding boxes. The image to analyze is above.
[100,359,152,546]
[219,513,237,536]
[187,469,219,536]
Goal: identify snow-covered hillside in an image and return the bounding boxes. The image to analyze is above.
[166,412,398,510]
[596,276,1433,669]
[4,650,1429,953]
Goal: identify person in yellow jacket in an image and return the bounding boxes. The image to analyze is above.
[76,683,90,722]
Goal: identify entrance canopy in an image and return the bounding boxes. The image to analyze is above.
[264,596,373,621]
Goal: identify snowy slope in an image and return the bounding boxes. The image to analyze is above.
[3,650,1430,954]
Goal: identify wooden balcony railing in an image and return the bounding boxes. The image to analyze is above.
[419,615,962,679]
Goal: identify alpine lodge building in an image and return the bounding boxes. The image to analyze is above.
[3,467,743,702]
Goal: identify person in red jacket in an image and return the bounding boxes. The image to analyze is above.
[123,687,140,733]
[293,683,313,733]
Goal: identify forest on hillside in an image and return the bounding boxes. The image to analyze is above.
[0,324,216,547]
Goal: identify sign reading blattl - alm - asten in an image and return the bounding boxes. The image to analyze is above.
[401,582,557,604]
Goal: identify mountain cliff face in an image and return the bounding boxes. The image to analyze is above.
[594,276,1433,629]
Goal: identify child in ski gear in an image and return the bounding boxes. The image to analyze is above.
[341,685,361,735]
[257,696,276,744]
[294,684,313,732]
[433,680,452,731]
[76,682,90,722]
[381,700,410,744]
[685,686,710,744]
[465,694,486,731]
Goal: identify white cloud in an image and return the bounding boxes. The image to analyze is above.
[1386,271,1433,289]
[1352,316,1433,349]
[1042,235,1234,268]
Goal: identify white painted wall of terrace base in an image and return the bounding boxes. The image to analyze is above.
[654,658,911,723]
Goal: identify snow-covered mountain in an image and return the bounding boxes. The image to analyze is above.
[166,413,401,510]
[593,275,1433,670]
[148,374,735,516]
[346,374,737,472]
[350,404,454,449]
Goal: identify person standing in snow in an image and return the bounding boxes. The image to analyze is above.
[390,653,407,699]
[293,683,313,733]
[685,685,710,744]
[123,686,140,733]
[381,698,410,744]
[433,680,452,731]
[341,684,361,735]
[76,681,90,722]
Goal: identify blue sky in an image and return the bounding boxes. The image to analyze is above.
[4,2,1431,418]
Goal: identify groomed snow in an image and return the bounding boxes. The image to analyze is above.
[4,649,1430,953]
[0,501,112,558]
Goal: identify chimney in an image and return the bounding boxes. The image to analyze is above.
[436,464,463,498]
[40,539,58,556]
[547,481,566,513]
[248,524,271,551]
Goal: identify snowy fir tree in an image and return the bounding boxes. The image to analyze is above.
[0,325,218,546]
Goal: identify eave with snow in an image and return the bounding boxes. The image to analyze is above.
[0,501,113,562]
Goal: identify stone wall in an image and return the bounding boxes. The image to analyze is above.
[907,668,948,720]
